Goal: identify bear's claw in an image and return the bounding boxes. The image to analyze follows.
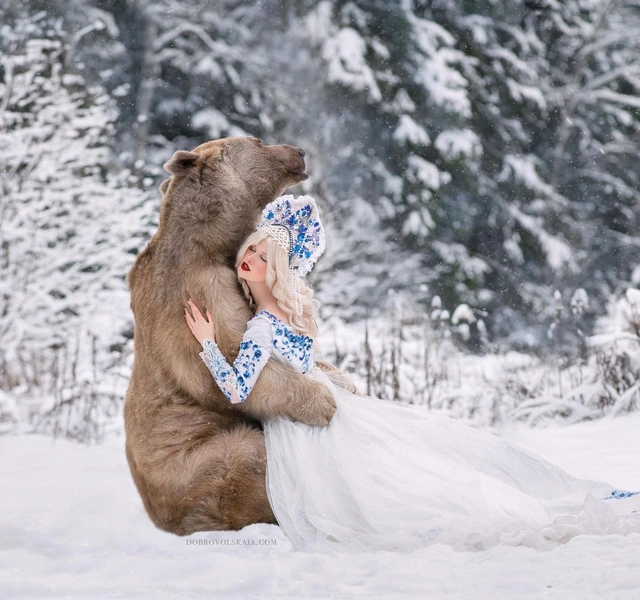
[289,384,337,427]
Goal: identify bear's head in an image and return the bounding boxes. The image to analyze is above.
[157,136,309,257]
[161,136,308,203]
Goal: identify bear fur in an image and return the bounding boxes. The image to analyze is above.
[124,136,352,535]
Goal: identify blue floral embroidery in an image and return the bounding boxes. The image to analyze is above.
[602,490,640,501]
[200,338,270,404]
[256,311,314,373]
[199,312,315,404]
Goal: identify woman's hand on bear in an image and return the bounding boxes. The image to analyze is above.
[185,299,215,347]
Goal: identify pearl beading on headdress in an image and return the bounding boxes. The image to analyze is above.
[288,270,303,316]
[262,224,292,256]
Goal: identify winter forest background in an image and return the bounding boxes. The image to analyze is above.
[2,0,640,441]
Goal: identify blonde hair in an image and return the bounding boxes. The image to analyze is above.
[236,229,319,339]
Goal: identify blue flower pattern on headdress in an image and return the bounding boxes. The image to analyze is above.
[258,195,325,277]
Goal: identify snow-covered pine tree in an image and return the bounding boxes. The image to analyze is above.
[64,0,640,348]
[541,0,640,320]
[251,0,473,314]
[422,0,569,344]
[411,0,640,348]
[0,5,154,439]
[110,0,273,172]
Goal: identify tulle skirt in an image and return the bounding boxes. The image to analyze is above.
[264,370,640,553]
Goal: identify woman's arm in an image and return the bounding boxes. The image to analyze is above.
[186,300,273,404]
[200,332,272,404]
[185,281,336,426]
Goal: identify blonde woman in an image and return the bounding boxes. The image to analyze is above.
[185,195,323,405]
[185,195,639,553]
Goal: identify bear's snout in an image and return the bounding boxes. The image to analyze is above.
[266,143,309,183]
[285,147,307,176]
[287,149,306,174]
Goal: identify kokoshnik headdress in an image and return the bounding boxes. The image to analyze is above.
[257,194,325,315]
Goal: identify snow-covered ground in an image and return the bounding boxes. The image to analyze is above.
[2,413,640,600]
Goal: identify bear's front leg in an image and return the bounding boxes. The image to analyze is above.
[315,359,360,395]
[235,358,337,426]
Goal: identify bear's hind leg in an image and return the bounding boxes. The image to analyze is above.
[173,424,277,535]
[127,400,277,535]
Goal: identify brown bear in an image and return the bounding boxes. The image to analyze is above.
[124,136,353,535]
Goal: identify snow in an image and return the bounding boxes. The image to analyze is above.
[406,14,471,118]
[458,14,492,45]
[592,291,640,347]
[415,54,470,118]
[503,235,525,264]
[431,241,490,281]
[385,88,416,114]
[194,55,224,80]
[570,288,589,317]
[506,79,547,110]
[402,208,434,237]
[499,155,564,203]
[305,0,333,47]
[626,288,640,307]
[434,129,482,162]
[451,303,476,324]
[1,413,639,599]
[321,27,381,102]
[3,2,640,593]
[508,205,577,273]
[406,155,450,189]
[192,107,246,138]
[393,115,431,147]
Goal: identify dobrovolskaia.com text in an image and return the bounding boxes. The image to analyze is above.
[185,538,278,546]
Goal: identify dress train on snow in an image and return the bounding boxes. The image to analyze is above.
[264,370,640,553]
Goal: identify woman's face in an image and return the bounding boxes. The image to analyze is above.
[238,239,268,283]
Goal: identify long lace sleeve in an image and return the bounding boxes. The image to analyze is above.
[199,315,274,404]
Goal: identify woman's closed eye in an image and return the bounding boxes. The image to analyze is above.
[260,254,267,263]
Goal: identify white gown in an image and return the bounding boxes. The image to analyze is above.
[200,311,640,553]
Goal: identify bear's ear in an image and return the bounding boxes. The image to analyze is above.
[163,151,200,176]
